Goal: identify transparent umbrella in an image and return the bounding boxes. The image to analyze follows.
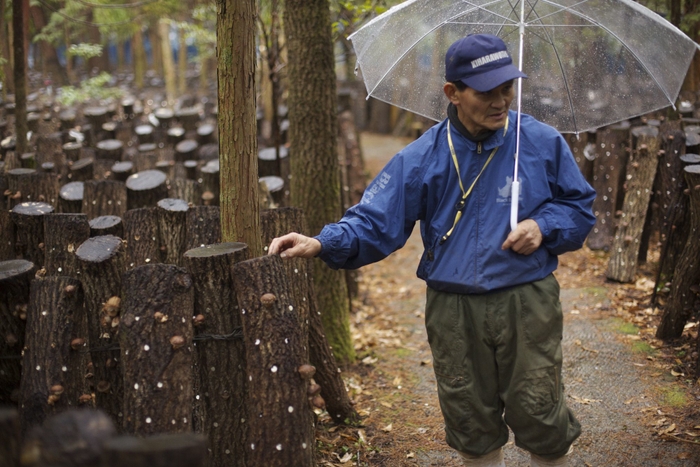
[348,0,699,229]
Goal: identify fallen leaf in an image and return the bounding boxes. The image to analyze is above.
[382,423,393,432]
[380,401,393,408]
[406,452,415,458]
[569,395,601,405]
[358,429,367,444]
[392,376,402,387]
[338,452,353,463]
[678,452,691,460]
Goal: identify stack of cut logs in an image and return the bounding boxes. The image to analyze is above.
[0,94,358,467]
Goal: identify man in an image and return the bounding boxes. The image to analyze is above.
[268,34,596,467]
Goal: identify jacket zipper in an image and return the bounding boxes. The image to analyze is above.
[477,142,482,154]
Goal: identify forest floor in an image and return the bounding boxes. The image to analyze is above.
[314,133,700,466]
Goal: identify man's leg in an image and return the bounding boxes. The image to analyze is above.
[425,288,509,457]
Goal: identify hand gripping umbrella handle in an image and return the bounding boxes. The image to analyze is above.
[510,180,520,232]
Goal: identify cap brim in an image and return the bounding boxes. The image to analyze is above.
[460,64,528,92]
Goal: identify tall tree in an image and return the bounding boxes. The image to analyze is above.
[0,0,12,97]
[217,0,262,256]
[13,0,28,155]
[285,0,355,364]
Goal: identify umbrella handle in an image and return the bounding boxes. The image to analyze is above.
[510,180,520,232]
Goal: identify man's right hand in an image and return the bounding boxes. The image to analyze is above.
[267,232,322,259]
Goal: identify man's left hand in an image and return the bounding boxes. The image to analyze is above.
[501,219,543,255]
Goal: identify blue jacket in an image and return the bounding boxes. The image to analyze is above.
[316,110,596,294]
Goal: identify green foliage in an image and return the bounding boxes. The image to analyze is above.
[67,43,103,59]
[331,0,393,40]
[56,72,123,106]
[172,4,216,62]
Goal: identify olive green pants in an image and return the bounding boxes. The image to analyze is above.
[425,274,581,460]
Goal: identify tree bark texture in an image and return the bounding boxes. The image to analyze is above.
[69,158,95,183]
[167,179,202,206]
[185,206,221,250]
[0,408,20,467]
[28,5,67,86]
[82,180,128,221]
[10,201,54,267]
[123,208,160,269]
[231,255,315,467]
[22,409,117,467]
[75,235,126,427]
[89,216,124,238]
[565,131,594,183]
[183,242,249,467]
[260,207,358,423]
[0,0,12,97]
[653,122,689,300]
[656,165,700,339]
[0,259,35,405]
[12,0,27,155]
[217,0,261,256]
[20,276,86,435]
[587,123,630,251]
[43,213,90,278]
[605,129,660,282]
[133,28,146,90]
[285,0,355,364]
[126,170,168,211]
[156,198,189,266]
[159,20,177,105]
[101,433,207,467]
[0,209,15,261]
[120,264,194,435]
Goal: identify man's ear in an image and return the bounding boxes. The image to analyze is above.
[443,82,459,104]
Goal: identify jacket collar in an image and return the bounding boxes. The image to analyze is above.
[445,106,511,152]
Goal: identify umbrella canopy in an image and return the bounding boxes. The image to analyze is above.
[349,0,700,134]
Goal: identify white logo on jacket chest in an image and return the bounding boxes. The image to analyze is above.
[496,176,520,204]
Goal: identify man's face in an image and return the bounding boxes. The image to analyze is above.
[446,80,515,135]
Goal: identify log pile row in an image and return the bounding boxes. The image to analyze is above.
[0,96,358,466]
[566,105,700,355]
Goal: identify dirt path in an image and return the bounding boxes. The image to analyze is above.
[321,133,700,466]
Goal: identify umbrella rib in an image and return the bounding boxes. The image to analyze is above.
[524,2,580,131]
[365,0,518,98]
[538,0,677,107]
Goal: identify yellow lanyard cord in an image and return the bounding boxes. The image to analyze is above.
[440,117,509,245]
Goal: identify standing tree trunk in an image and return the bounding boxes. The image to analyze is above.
[29,4,68,86]
[160,20,177,106]
[178,21,187,96]
[13,0,28,155]
[133,27,146,90]
[0,0,12,98]
[285,0,355,364]
[217,0,261,256]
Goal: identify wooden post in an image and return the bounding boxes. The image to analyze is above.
[126,170,168,210]
[156,198,189,266]
[70,158,95,183]
[123,208,160,269]
[43,213,90,277]
[89,215,124,238]
[76,235,126,427]
[0,408,20,467]
[58,181,84,214]
[168,179,202,207]
[183,243,249,467]
[232,255,315,467]
[101,433,207,467]
[657,164,700,339]
[587,122,630,251]
[0,209,15,261]
[200,164,219,207]
[10,201,54,267]
[185,206,221,251]
[0,259,35,405]
[606,127,660,282]
[120,264,194,435]
[20,276,86,435]
[82,180,128,220]
[261,207,358,423]
[6,168,35,209]
[21,409,117,467]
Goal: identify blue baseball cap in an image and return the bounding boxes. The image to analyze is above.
[445,34,527,92]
